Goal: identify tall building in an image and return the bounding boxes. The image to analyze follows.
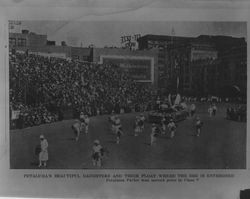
[137,34,193,90]
[190,35,246,97]
[240,189,250,199]
[167,40,218,95]
[138,34,246,97]
[217,43,247,97]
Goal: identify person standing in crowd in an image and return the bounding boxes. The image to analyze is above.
[161,116,167,135]
[79,111,85,130]
[116,127,123,144]
[38,135,48,167]
[208,105,213,117]
[92,140,103,167]
[190,103,196,117]
[83,114,90,134]
[80,111,84,121]
[150,123,158,146]
[156,97,161,110]
[168,119,176,138]
[226,107,231,120]
[139,113,146,132]
[109,112,116,134]
[72,119,81,141]
[134,116,140,137]
[114,115,121,135]
[212,104,217,116]
[195,116,203,137]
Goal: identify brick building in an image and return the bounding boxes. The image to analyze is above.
[137,35,192,89]
[138,34,246,97]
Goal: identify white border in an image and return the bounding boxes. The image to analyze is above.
[0,3,249,199]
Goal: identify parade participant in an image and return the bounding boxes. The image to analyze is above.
[109,112,116,134]
[190,103,196,117]
[150,123,158,146]
[116,127,123,144]
[138,113,145,133]
[168,119,176,138]
[161,116,167,135]
[226,107,231,120]
[80,111,85,122]
[92,140,103,167]
[38,135,48,167]
[83,114,90,134]
[72,119,81,141]
[212,104,217,116]
[134,116,140,137]
[208,105,213,117]
[195,116,203,137]
[114,115,121,134]
[79,111,85,130]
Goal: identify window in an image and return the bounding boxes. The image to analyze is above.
[158,59,165,64]
[17,38,26,47]
[82,56,89,61]
[185,76,190,84]
[9,38,16,46]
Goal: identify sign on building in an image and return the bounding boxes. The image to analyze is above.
[120,34,141,50]
[100,55,154,83]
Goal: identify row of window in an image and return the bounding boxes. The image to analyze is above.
[9,37,26,47]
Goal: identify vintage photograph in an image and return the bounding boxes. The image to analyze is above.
[9,20,247,169]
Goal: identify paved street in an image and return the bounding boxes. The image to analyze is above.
[10,103,246,169]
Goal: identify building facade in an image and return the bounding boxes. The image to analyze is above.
[9,30,47,49]
[138,35,193,90]
[138,34,246,97]
[167,40,218,95]
[217,44,247,97]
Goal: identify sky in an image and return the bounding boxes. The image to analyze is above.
[10,21,247,48]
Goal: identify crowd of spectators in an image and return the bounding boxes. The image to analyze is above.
[226,104,246,122]
[10,52,153,129]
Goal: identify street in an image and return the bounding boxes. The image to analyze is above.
[10,103,246,169]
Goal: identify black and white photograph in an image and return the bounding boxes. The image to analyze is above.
[9,20,247,169]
